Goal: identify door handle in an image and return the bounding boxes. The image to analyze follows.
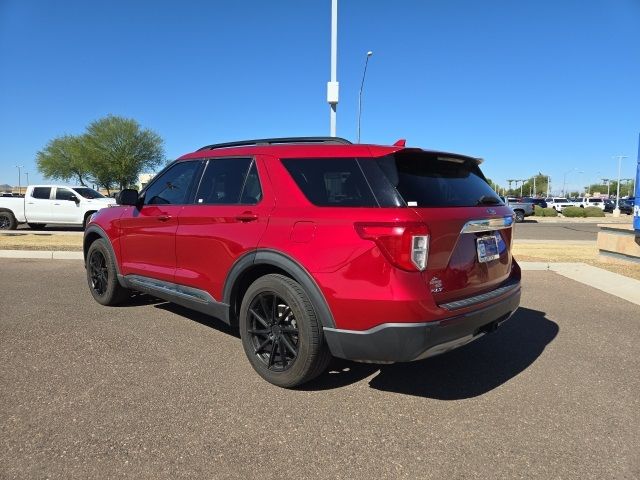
[158,215,172,222]
[236,212,258,223]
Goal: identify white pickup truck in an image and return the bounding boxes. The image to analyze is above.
[0,185,116,230]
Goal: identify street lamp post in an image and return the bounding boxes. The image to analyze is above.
[613,155,628,216]
[356,51,373,143]
[327,0,339,137]
[15,165,23,195]
[25,172,29,186]
[562,168,577,197]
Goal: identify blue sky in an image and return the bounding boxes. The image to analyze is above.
[1,0,639,194]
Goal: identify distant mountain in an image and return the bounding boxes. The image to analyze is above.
[0,183,12,191]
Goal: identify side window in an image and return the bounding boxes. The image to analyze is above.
[240,162,262,204]
[195,158,252,205]
[55,188,74,201]
[144,161,201,205]
[32,187,52,199]
[281,158,377,207]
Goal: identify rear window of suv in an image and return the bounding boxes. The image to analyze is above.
[374,152,501,207]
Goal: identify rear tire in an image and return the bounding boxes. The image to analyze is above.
[514,210,525,223]
[86,239,130,306]
[27,223,46,230]
[239,274,331,388]
[0,211,17,230]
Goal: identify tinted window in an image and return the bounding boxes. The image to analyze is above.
[32,187,51,199]
[74,187,104,199]
[144,161,201,205]
[282,158,377,207]
[375,152,502,207]
[195,158,253,205]
[55,188,74,200]
[240,162,263,204]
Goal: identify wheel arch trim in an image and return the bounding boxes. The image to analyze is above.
[223,249,336,329]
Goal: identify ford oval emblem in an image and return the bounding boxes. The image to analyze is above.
[487,208,496,215]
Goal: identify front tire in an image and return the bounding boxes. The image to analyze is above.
[239,274,331,388]
[86,239,130,306]
[0,211,17,230]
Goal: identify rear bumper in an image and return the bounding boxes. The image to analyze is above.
[323,285,520,363]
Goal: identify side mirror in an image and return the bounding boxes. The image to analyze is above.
[116,189,140,206]
[69,194,79,203]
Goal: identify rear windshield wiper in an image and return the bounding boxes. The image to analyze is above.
[476,195,502,205]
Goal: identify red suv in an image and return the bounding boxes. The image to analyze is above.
[84,137,521,387]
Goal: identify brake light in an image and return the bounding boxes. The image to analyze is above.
[355,222,429,271]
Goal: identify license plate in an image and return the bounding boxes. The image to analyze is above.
[477,235,499,263]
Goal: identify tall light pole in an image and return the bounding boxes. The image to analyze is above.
[562,168,577,197]
[602,178,610,197]
[546,175,551,197]
[356,51,373,143]
[25,172,29,186]
[15,165,23,195]
[613,155,628,216]
[327,0,339,137]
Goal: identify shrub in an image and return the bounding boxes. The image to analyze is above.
[534,206,558,217]
[584,206,605,217]
[562,206,586,217]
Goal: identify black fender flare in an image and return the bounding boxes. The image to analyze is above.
[83,225,126,287]
[222,249,336,329]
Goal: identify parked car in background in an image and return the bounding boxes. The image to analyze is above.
[579,197,606,210]
[521,197,547,209]
[619,198,635,215]
[84,136,522,387]
[0,185,116,230]
[545,197,573,212]
[499,197,534,222]
[603,199,615,213]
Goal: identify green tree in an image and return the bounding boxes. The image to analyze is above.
[36,115,165,193]
[84,115,165,191]
[36,135,92,186]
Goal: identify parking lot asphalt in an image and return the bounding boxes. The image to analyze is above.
[514,222,601,241]
[1,259,639,479]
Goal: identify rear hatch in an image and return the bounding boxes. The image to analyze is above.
[370,149,515,305]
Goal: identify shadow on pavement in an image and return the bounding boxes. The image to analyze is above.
[153,301,240,339]
[303,307,558,399]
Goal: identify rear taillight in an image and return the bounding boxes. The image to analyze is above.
[355,222,429,271]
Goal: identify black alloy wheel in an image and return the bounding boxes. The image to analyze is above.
[239,274,331,388]
[85,238,130,306]
[247,292,299,371]
[88,249,108,296]
[0,212,17,230]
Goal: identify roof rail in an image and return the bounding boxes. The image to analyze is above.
[197,136,352,151]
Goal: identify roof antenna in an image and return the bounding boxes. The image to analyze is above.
[393,139,406,147]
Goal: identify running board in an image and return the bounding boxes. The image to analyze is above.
[120,274,230,324]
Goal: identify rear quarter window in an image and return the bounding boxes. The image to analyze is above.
[281,158,378,207]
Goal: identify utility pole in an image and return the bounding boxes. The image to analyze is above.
[613,155,628,216]
[15,165,23,195]
[327,0,339,137]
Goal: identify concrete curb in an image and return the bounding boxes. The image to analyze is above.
[0,250,83,260]
[519,261,640,306]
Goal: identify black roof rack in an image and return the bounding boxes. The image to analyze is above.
[197,136,352,151]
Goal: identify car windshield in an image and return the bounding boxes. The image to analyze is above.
[555,199,568,203]
[74,187,105,199]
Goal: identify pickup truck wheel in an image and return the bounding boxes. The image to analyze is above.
[27,223,45,230]
[86,239,130,306]
[239,274,331,388]
[514,210,525,223]
[0,212,17,230]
